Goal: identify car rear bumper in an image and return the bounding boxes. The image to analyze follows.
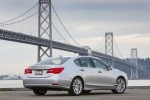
[23,75,72,90]
[23,78,56,87]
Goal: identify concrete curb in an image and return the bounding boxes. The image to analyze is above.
[0,86,150,91]
[127,86,150,89]
[0,88,31,91]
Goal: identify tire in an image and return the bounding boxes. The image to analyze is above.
[33,89,47,95]
[111,77,126,94]
[68,77,83,96]
[82,90,91,94]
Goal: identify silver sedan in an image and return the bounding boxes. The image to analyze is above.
[23,56,128,96]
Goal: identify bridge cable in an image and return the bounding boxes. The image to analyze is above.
[41,5,71,44]
[113,52,118,58]
[114,39,125,59]
[0,12,38,26]
[52,23,71,44]
[51,4,82,47]
[0,3,38,25]
[127,53,131,59]
[95,45,105,53]
[93,36,105,50]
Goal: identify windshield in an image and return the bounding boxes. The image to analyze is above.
[36,57,70,65]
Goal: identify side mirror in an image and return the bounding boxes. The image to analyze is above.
[107,65,112,70]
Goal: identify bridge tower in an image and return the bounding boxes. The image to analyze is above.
[130,48,138,79]
[38,0,52,62]
[105,32,114,67]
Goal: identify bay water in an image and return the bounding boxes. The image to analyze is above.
[0,80,150,88]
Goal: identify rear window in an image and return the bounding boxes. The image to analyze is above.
[35,57,70,65]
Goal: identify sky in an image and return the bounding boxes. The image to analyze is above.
[0,0,150,75]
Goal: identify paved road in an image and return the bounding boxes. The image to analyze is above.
[0,89,150,100]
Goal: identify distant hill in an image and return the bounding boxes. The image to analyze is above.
[126,58,150,79]
[0,58,150,80]
[0,75,22,80]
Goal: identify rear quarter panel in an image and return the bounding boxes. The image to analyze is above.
[59,58,83,87]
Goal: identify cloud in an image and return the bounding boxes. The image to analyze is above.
[50,0,150,39]
[0,0,150,73]
[133,34,150,38]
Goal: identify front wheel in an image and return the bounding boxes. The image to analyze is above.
[33,89,47,95]
[112,77,126,94]
[68,77,83,96]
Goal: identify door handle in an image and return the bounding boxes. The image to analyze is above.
[98,70,102,73]
[80,69,85,72]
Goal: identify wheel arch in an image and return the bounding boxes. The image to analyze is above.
[72,76,85,89]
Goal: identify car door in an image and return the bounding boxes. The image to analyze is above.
[91,58,116,89]
[75,57,99,89]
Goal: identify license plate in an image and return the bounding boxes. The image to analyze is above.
[35,70,43,75]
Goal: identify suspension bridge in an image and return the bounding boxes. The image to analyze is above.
[0,0,139,79]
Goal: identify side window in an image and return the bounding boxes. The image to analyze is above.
[80,57,94,68]
[74,59,81,66]
[92,58,107,69]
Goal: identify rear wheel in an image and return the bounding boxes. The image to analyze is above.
[112,77,126,94]
[68,77,83,96]
[82,90,91,94]
[33,89,47,95]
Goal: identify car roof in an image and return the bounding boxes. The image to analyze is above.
[45,56,99,60]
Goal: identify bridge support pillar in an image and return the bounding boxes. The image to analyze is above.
[105,32,114,67]
[130,48,138,79]
[38,0,52,62]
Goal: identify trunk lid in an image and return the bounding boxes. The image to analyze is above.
[27,65,56,78]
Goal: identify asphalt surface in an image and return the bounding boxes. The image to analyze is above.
[0,89,150,100]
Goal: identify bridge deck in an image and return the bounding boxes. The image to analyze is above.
[0,29,135,68]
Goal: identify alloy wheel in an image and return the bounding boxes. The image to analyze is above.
[68,77,83,96]
[112,77,126,94]
[73,79,83,94]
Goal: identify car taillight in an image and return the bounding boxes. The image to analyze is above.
[24,68,32,74]
[47,67,64,74]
